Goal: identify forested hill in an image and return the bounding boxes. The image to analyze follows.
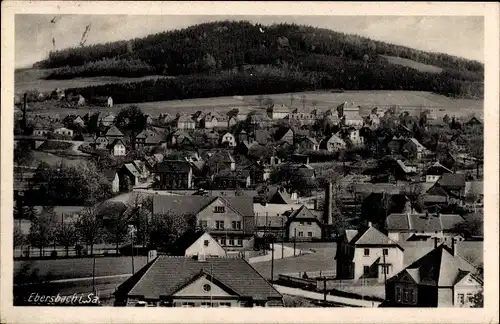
[34,21,484,100]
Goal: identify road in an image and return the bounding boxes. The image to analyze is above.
[274,285,381,308]
[248,244,307,264]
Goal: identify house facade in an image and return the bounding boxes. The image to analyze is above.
[155,160,193,189]
[177,115,196,130]
[336,226,405,283]
[286,206,323,241]
[268,104,290,120]
[220,132,237,147]
[53,127,74,137]
[322,134,346,152]
[185,233,226,257]
[109,139,126,156]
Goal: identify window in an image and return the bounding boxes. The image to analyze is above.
[220,238,226,246]
[467,293,473,303]
[458,294,465,305]
[181,302,195,307]
[403,289,410,303]
[214,206,225,213]
[381,265,390,274]
[237,238,243,246]
[298,231,304,237]
[364,249,370,256]
[396,287,402,302]
[219,302,231,307]
[383,249,389,256]
[300,221,304,225]
[202,284,211,292]
[363,266,370,275]
[307,221,312,225]
[203,240,209,247]
[200,302,211,307]
[229,238,234,246]
[307,232,312,237]
[232,221,241,230]
[216,221,224,230]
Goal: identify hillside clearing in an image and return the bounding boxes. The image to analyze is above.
[380,55,443,73]
[24,90,483,120]
[15,68,169,94]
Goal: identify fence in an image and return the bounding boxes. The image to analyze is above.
[281,270,336,279]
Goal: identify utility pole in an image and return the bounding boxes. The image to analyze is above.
[382,249,387,286]
[293,228,297,256]
[281,218,284,259]
[270,236,274,282]
[92,253,96,294]
[323,276,327,303]
[131,228,135,274]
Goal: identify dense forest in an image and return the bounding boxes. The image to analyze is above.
[35,21,484,100]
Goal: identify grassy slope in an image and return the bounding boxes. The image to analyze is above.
[15,68,168,94]
[24,90,483,120]
[380,55,443,73]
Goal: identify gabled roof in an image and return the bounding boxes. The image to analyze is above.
[109,138,125,148]
[353,226,403,249]
[287,205,320,222]
[389,245,477,287]
[386,212,464,233]
[177,115,195,123]
[152,195,253,218]
[208,151,235,164]
[424,162,453,176]
[116,256,281,300]
[123,163,141,178]
[105,125,123,137]
[407,138,428,152]
[265,186,293,205]
[326,134,345,144]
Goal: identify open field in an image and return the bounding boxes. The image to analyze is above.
[15,68,168,94]
[23,90,483,120]
[380,55,443,74]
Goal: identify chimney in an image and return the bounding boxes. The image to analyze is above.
[434,237,438,248]
[451,238,456,256]
[368,221,373,227]
[313,199,318,211]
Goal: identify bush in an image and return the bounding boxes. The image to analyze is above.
[50,250,58,258]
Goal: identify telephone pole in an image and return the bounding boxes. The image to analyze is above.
[270,236,274,282]
[293,228,297,256]
[281,218,284,259]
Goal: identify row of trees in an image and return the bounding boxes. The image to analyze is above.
[14,198,200,258]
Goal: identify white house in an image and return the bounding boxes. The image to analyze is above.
[220,132,237,147]
[267,104,290,120]
[286,205,323,241]
[107,96,113,107]
[101,113,116,127]
[185,232,226,257]
[109,139,126,156]
[336,225,405,283]
[347,129,363,147]
[423,162,453,183]
[53,127,74,137]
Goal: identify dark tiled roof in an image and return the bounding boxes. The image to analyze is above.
[105,125,123,137]
[103,168,117,181]
[152,196,254,218]
[389,245,477,286]
[118,256,281,300]
[353,226,403,249]
[437,173,466,189]
[287,205,320,222]
[386,213,464,233]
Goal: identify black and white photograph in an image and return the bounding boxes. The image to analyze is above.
[2,1,499,323]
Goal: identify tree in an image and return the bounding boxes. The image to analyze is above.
[402,183,424,212]
[470,290,484,308]
[115,105,146,146]
[27,208,55,257]
[106,210,131,254]
[148,212,196,252]
[54,222,78,257]
[14,142,33,166]
[75,206,104,256]
[14,225,26,249]
[450,218,483,239]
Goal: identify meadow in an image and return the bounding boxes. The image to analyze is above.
[23,90,483,120]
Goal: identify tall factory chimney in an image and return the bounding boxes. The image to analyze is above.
[22,93,27,132]
[324,182,333,225]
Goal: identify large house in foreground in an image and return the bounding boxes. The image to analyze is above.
[384,242,482,307]
[113,256,283,307]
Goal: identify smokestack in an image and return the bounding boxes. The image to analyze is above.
[324,182,333,225]
[22,93,27,132]
[434,237,438,248]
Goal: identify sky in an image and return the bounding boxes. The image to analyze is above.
[15,15,484,68]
